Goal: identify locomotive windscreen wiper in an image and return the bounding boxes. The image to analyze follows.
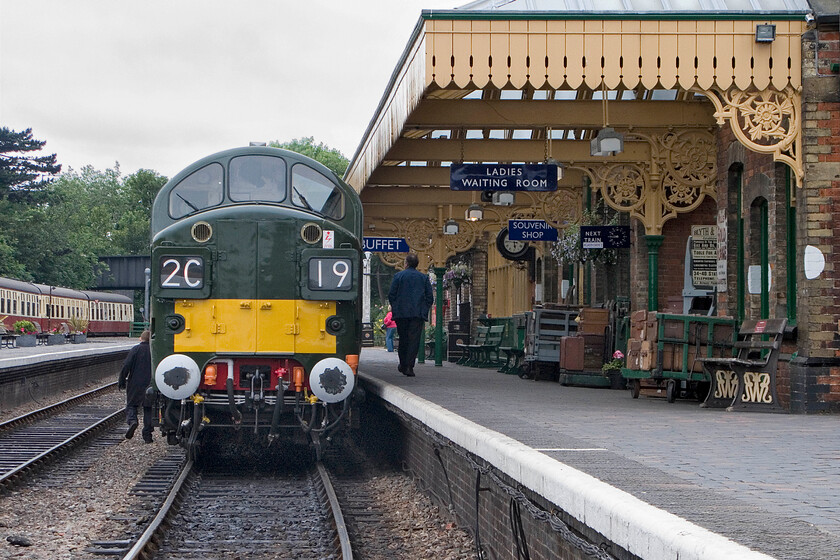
[176,193,200,212]
[293,187,313,211]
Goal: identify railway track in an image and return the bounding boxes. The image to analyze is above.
[0,383,125,492]
[110,445,352,560]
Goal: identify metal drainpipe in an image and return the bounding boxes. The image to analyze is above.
[645,235,665,311]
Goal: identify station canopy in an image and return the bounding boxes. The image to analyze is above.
[346,0,811,266]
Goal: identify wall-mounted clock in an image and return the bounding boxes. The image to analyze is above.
[496,227,530,261]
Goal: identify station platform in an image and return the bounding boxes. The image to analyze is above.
[358,347,840,560]
[0,337,135,371]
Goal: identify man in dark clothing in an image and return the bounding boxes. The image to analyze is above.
[388,253,434,377]
[118,330,154,442]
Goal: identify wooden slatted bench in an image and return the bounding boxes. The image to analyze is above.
[476,324,506,368]
[697,318,787,412]
[461,325,488,366]
[498,315,526,375]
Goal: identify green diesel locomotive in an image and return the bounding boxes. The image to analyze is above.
[149,146,363,457]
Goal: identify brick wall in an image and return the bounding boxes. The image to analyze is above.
[792,23,840,412]
[628,197,716,312]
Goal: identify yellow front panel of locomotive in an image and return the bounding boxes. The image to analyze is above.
[293,300,336,354]
[173,299,258,353]
[172,299,335,354]
[255,299,297,353]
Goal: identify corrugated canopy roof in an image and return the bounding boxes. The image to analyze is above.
[456,0,812,13]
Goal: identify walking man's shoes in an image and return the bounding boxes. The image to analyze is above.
[125,422,138,440]
[404,367,415,377]
[398,364,406,374]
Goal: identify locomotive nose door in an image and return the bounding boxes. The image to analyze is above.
[212,219,300,354]
[255,221,298,353]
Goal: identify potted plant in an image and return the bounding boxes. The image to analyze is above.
[67,316,89,344]
[13,320,38,347]
[602,350,626,390]
[46,326,65,346]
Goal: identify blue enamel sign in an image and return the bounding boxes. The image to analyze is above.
[450,164,557,191]
[363,237,410,252]
[508,220,559,241]
[580,226,631,249]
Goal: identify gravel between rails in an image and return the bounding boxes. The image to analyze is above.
[0,392,477,560]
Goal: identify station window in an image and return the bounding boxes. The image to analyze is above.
[229,156,286,203]
[169,163,224,219]
[291,164,344,219]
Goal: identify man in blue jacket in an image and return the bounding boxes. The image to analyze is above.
[388,253,434,377]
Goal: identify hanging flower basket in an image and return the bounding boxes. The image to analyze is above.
[443,263,472,290]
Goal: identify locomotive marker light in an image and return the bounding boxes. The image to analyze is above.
[155,354,201,400]
[309,358,355,403]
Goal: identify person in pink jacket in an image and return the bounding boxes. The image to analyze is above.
[383,306,397,352]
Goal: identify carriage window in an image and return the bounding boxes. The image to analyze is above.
[230,156,286,203]
[169,163,224,219]
[291,164,344,219]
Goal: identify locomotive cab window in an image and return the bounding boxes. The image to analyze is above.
[291,164,343,219]
[230,155,286,203]
[169,163,224,219]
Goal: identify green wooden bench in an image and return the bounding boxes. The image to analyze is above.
[498,315,526,375]
[475,324,506,367]
[460,325,488,366]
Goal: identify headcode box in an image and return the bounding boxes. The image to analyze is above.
[508,220,558,241]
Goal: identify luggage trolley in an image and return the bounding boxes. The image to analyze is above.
[622,313,737,402]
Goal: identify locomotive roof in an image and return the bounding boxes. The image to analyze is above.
[152,146,360,233]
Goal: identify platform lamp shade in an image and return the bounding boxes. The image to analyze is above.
[465,202,483,221]
[590,85,624,157]
[492,192,515,206]
[443,218,459,235]
[590,127,625,157]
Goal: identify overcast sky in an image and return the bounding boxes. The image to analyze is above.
[0,1,460,179]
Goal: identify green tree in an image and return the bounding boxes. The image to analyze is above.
[0,127,62,202]
[111,169,167,254]
[4,165,167,288]
[271,137,349,177]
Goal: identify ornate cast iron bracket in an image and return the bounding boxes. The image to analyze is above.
[698,85,803,187]
[577,129,717,236]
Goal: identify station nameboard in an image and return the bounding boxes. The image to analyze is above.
[580,226,631,249]
[508,220,558,241]
[450,164,557,192]
[363,237,409,253]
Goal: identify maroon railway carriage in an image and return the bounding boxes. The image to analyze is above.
[0,276,133,336]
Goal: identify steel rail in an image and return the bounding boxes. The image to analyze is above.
[0,408,123,489]
[120,459,194,560]
[0,382,118,433]
[316,461,354,560]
